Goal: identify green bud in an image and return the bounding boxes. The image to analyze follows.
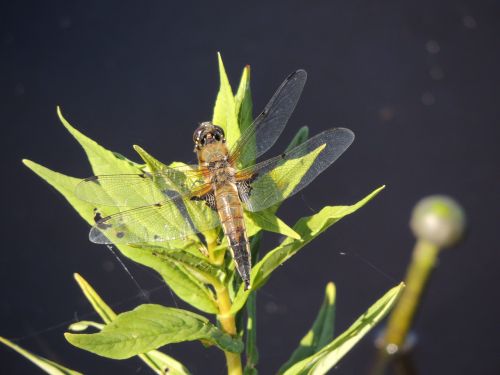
[410,195,466,248]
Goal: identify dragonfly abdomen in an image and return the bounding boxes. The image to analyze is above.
[228,236,251,290]
[215,182,251,290]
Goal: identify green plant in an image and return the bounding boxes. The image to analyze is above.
[4,55,403,374]
[372,196,465,375]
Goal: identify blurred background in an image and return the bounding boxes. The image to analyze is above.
[1,1,499,374]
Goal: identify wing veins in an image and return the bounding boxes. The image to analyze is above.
[89,183,217,244]
[76,165,205,207]
[236,128,355,212]
[229,70,307,167]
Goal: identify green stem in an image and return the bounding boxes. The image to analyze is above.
[371,240,439,375]
[207,236,243,375]
[218,285,242,375]
[383,239,439,348]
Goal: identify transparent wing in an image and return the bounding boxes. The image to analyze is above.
[236,128,355,212]
[75,164,205,207]
[89,187,219,244]
[229,70,307,168]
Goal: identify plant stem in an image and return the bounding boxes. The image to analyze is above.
[217,281,243,375]
[205,231,220,264]
[382,239,439,348]
[207,238,243,375]
[371,239,439,375]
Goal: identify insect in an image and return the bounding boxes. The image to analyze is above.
[75,70,354,290]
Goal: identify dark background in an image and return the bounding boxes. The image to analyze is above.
[1,1,499,374]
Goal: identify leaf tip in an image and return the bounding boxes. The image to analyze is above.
[217,52,225,70]
[366,185,386,200]
[216,53,230,84]
[133,145,147,159]
[73,273,92,295]
[63,332,74,342]
[21,159,32,167]
[56,105,76,134]
[56,105,66,123]
[68,322,86,332]
[22,159,41,174]
[325,282,336,305]
[242,64,251,80]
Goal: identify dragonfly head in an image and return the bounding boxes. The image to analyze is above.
[193,122,225,151]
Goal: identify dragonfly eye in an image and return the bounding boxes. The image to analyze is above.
[193,123,225,148]
[213,126,225,138]
[193,126,205,144]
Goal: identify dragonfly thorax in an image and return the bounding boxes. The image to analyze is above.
[210,162,236,186]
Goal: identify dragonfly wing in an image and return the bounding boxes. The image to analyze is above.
[75,164,205,207]
[89,190,220,244]
[237,128,355,212]
[229,70,307,168]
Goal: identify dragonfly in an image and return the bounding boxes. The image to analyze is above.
[75,70,355,290]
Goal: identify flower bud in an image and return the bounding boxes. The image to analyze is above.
[410,195,466,248]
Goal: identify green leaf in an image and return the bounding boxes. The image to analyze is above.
[57,107,139,175]
[234,64,255,169]
[230,186,385,314]
[0,336,82,375]
[245,210,300,240]
[74,273,117,322]
[65,304,243,359]
[60,114,207,245]
[250,125,311,239]
[246,143,326,213]
[127,251,219,314]
[134,144,221,251]
[235,65,253,133]
[269,126,310,214]
[67,321,190,375]
[133,144,168,173]
[57,109,201,235]
[282,283,405,375]
[134,245,225,285]
[212,53,239,150]
[240,141,326,240]
[73,273,190,375]
[23,123,219,314]
[279,283,336,373]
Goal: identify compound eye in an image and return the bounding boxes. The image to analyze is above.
[193,130,201,143]
[214,133,221,141]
